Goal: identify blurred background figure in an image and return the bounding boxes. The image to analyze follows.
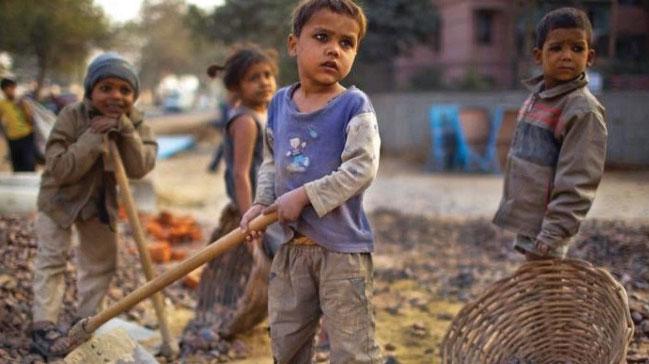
[207,91,238,173]
[41,85,78,115]
[0,78,36,172]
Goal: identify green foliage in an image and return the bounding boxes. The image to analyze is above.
[184,0,296,84]
[409,66,444,90]
[185,0,439,72]
[195,0,294,48]
[134,0,228,89]
[456,70,494,91]
[0,0,109,89]
[137,0,195,88]
[357,0,438,63]
[181,0,439,89]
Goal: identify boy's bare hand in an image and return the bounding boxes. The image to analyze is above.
[246,236,264,255]
[240,204,266,230]
[265,187,309,223]
[536,241,551,256]
[525,241,552,261]
[240,204,268,253]
[90,116,118,134]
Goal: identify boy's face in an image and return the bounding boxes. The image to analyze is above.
[288,9,360,89]
[90,77,135,118]
[1,85,16,100]
[534,28,594,89]
[235,61,277,111]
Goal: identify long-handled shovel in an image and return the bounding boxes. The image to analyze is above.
[103,136,178,357]
[67,195,278,354]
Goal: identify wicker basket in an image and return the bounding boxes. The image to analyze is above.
[441,259,634,364]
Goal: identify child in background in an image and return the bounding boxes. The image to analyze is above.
[493,7,607,260]
[207,92,239,173]
[204,44,279,253]
[241,0,382,362]
[0,77,37,172]
[31,53,157,358]
[183,45,280,355]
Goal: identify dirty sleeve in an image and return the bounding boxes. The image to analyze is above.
[536,109,607,249]
[304,112,381,218]
[254,126,277,206]
[45,107,105,185]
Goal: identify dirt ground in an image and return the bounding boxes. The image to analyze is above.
[155,141,649,223]
[150,144,649,363]
[1,138,648,363]
[2,211,647,363]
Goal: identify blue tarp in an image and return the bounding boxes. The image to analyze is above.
[156,135,196,160]
[427,104,503,173]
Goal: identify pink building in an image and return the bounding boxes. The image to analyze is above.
[394,0,649,90]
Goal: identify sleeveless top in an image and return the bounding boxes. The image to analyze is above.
[223,106,265,204]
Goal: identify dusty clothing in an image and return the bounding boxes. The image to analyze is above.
[37,100,157,229]
[33,99,155,323]
[493,74,607,257]
[223,106,266,204]
[32,213,117,322]
[269,241,382,364]
[255,84,382,362]
[222,106,281,254]
[0,98,33,140]
[254,84,381,253]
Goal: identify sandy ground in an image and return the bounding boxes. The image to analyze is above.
[154,144,649,227]
[367,157,649,221]
[2,119,647,223]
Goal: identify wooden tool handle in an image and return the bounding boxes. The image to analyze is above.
[83,211,279,333]
[106,137,178,354]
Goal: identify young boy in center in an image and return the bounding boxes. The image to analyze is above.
[240,0,382,362]
[493,7,607,260]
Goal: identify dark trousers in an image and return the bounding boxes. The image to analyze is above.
[7,133,36,172]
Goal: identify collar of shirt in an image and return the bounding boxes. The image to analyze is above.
[523,73,588,100]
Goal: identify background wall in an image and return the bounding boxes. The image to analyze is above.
[372,91,649,168]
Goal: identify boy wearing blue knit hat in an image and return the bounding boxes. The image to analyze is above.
[30,53,157,358]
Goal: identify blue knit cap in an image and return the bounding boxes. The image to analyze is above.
[84,52,139,99]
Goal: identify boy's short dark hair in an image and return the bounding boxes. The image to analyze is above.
[292,0,367,41]
[535,7,593,48]
[1,78,17,90]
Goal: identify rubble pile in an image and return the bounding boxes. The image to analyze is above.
[139,210,203,264]
[0,215,197,363]
[1,211,647,362]
[371,210,649,361]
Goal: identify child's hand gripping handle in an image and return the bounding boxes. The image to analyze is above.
[68,211,279,347]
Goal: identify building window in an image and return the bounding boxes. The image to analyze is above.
[587,5,610,57]
[616,35,648,63]
[433,18,442,52]
[475,9,494,45]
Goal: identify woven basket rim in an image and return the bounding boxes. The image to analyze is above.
[441,258,635,364]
